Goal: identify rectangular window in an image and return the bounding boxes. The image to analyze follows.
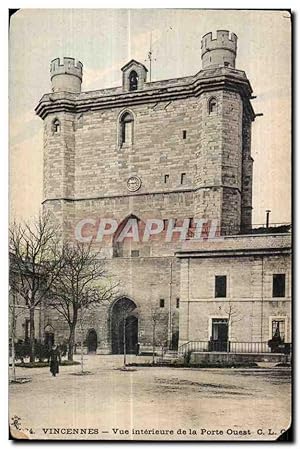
[163,219,168,230]
[160,299,165,308]
[180,173,186,184]
[215,275,227,298]
[164,174,169,183]
[131,250,139,258]
[183,130,187,139]
[272,274,286,297]
[176,298,180,308]
[272,319,285,341]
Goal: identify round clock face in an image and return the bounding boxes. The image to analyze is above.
[127,176,142,192]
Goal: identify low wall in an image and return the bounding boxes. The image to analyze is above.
[189,351,288,365]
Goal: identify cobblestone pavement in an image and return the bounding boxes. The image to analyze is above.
[9,355,291,441]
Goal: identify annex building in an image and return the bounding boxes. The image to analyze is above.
[31,30,292,356]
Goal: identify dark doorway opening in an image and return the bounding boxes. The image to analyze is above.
[87,329,98,353]
[209,318,229,352]
[44,325,55,350]
[111,297,138,354]
[44,332,54,350]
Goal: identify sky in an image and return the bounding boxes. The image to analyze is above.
[9,9,291,225]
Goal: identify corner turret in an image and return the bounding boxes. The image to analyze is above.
[50,57,83,93]
[201,30,237,69]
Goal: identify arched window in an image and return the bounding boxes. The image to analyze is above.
[208,98,218,114]
[52,118,61,134]
[119,111,134,146]
[129,70,138,91]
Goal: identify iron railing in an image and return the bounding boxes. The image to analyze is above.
[238,223,291,235]
[178,341,292,355]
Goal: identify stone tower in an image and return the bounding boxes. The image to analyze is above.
[194,30,254,234]
[36,30,255,242]
[201,30,237,69]
[39,57,83,238]
[35,30,256,354]
[50,57,83,93]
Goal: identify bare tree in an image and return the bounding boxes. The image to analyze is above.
[9,289,27,381]
[77,307,90,373]
[49,241,117,361]
[224,302,242,353]
[150,305,160,365]
[9,213,63,362]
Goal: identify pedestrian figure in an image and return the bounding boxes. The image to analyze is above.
[49,345,61,377]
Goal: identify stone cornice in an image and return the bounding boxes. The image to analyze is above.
[41,184,242,205]
[176,246,291,258]
[35,68,255,120]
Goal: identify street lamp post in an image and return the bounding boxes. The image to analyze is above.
[266,210,271,228]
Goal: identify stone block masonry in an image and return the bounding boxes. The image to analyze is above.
[34,30,291,355]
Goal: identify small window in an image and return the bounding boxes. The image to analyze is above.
[160,299,165,308]
[163,219,168,230]
[272,319,285,341]
[176,298,180,308]
[120,111,134,146]
[52,118,61,134]
[208,98,217,114]
[129,70,138,91]
[215,275,227,298]
[131,250,139,258]
[180,173,186,184]
[182,130,187,139]
[272,274,286,297]
[164,174,169,183]
[224,61,230,67]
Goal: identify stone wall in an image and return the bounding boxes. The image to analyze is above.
[39,56,259,352]
[241,112,253,230]
[74,98,198,198]
[42,72,254,237]
[178,247,291,347]
[43,256,181,354]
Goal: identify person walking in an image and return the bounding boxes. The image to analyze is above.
[49,345,61,377]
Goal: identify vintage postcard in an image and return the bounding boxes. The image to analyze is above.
[9,8,292,441]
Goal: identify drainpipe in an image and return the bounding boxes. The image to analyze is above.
[168,259,173,349]
[260,256,264,343]
[187,258,190,343]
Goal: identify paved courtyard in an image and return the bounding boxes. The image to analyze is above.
[9,355,291,441]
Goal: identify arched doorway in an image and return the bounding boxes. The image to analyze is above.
[87,329,98,353]
[111,297,138,354]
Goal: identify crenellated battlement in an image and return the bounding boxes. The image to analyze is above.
[201,30,237,54]
[50,57,83,93]
[201,30,237,69]
[50,57,83,81]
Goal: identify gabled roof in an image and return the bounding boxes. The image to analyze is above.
[121,59,148,72]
